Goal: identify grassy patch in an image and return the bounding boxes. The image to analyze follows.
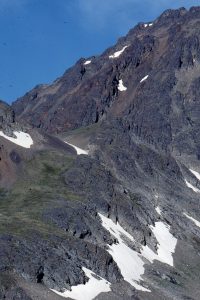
[0,149,79,238]
[60,123,100,139]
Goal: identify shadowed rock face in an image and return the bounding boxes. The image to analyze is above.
[1,6,200,300]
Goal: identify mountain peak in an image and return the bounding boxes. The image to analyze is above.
[12,7,200,137]
[2,7,200,300]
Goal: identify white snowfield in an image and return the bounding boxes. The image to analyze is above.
[51,267,111,300]
[99,213,150,292]
[185,179,200,193]
[109,46,128,59]
[150,222,177,267]
[0,130,33,148]
[140,75,149,83]
[184,212,200,228]
[65,141,88,155]
[190,169,200,181]
[118,79,127,91]
[84,60,92,65]
[99,213,177,292]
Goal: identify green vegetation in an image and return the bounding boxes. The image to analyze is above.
[0,150,79,238]
[0,272,15,290]
[61,122,99,136]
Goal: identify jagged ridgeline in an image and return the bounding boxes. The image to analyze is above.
[1,6,200,300]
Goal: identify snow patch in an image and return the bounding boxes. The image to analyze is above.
[65,141,88,155]
[0,131,33,148]
[144,23,153,28]
[84,60,91,65]
[99,214,177,292]
[99,213,150,292]
[184,213,200,228]
[140,75,149,83]
[51,267,111,300]
[190,169,200,181]
[185,179,200,193]
[150,222,177,267]
[118,79,127,91]
[156,206,162,215]
[109,46,128,59]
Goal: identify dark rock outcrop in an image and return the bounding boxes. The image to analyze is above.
[0,100,15,136]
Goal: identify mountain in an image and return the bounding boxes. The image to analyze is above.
[1,6,200,300]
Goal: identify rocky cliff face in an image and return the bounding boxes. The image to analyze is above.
[0,100,15,135]
[0,101,14,124]
[1,6,200,300]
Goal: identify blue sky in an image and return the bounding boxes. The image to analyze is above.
[0,0,200,103]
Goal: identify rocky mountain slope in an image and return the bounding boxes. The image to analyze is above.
[1,6,200,300]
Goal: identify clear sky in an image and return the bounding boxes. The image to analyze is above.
[0,0,200,103]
